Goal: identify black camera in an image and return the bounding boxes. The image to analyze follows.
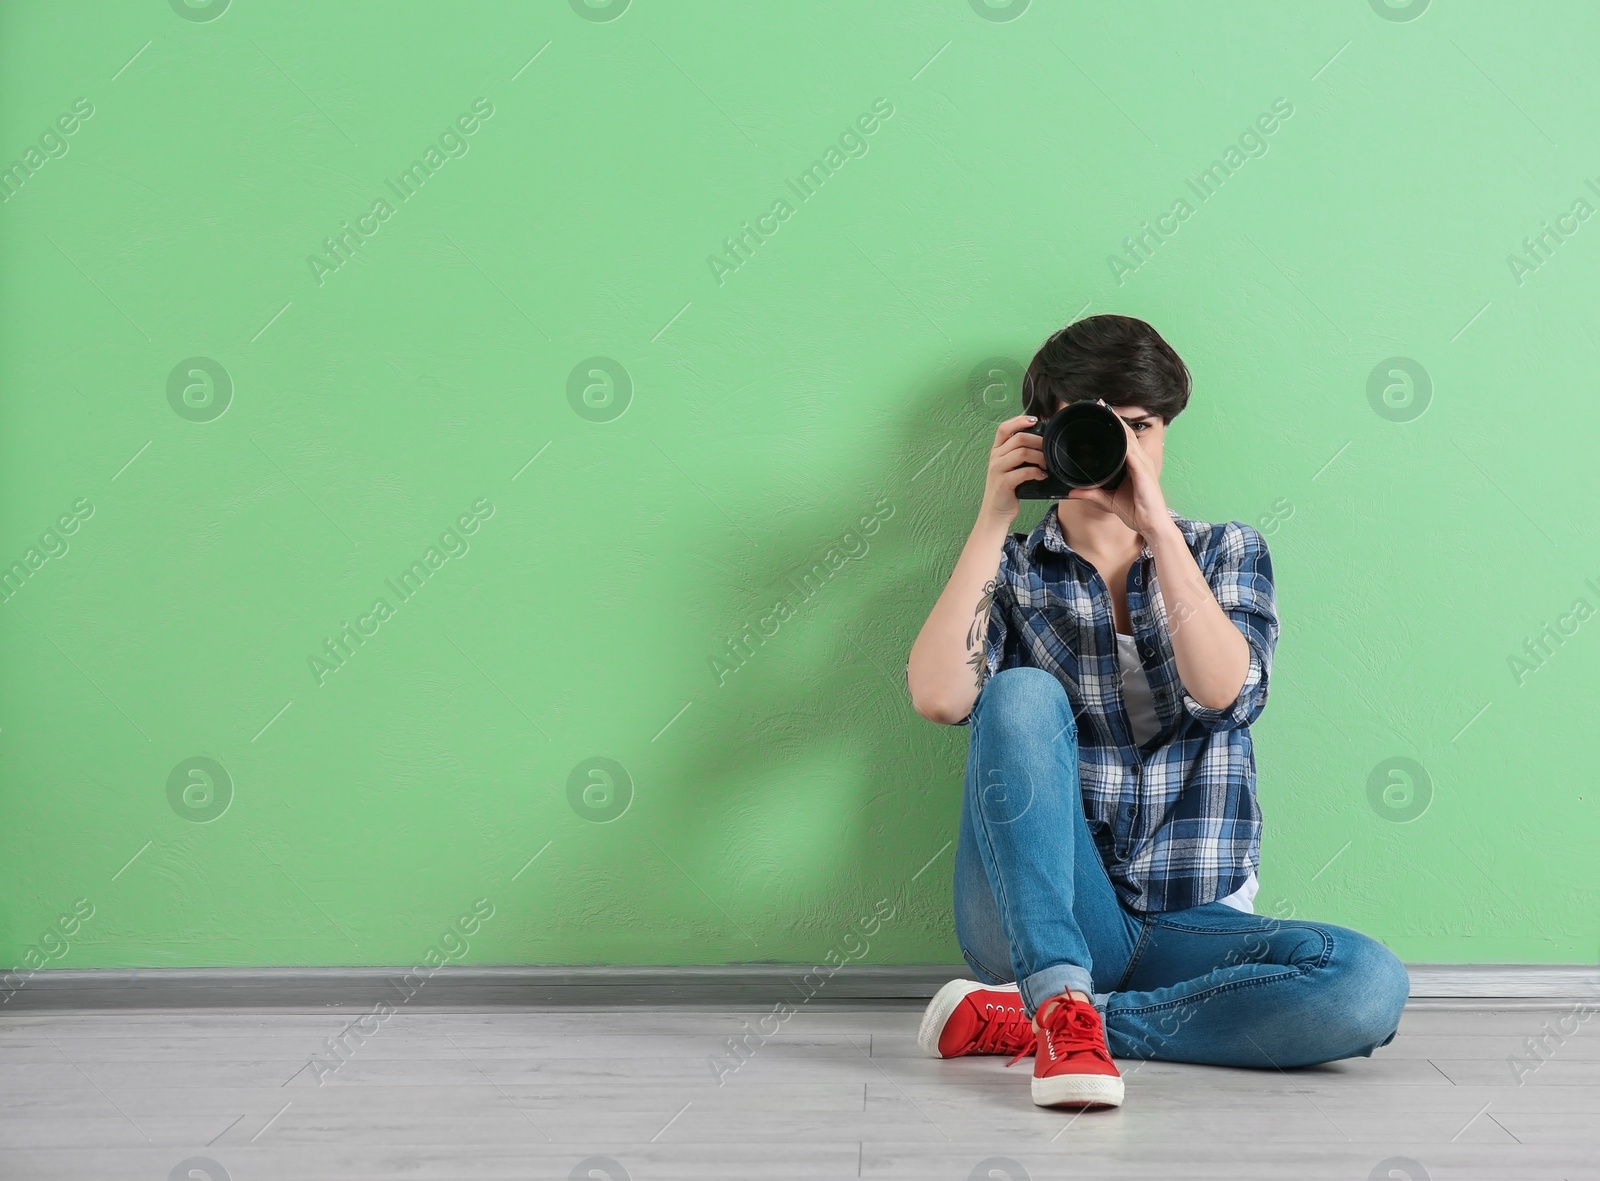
[1015,399,1129,499]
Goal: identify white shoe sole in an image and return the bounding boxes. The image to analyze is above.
[1032,1071,1125,1108]
[917,979,1022,1058]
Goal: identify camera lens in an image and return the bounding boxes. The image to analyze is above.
[1045,401,1127,488]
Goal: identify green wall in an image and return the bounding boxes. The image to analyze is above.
[3,0,1596,976]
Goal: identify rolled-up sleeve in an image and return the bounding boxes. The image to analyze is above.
[1178,521,1278,732]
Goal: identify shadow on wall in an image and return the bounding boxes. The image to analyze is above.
[630,352,1044,961]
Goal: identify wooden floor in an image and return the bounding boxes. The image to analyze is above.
[1,1000,1594,1179]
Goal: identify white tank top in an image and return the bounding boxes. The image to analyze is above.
[1115,632,1160,746]
[1115,631,1259,913]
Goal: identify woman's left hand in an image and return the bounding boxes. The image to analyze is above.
[1064,401,1171,542]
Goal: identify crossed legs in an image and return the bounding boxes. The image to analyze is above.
[953,666,1408,1068]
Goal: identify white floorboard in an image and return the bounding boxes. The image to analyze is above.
[1,1001,1594,1179]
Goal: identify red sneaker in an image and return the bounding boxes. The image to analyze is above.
[1025,995,1123,1108]
[918,980,1037,1059]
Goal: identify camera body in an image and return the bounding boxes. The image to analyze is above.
[1015,399,1129,499]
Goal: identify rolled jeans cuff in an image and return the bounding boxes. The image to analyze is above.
[1022,963,1094,1015]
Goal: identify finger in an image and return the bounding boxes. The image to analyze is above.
[992,445,1044,478]
[995,449,1049,478]
[993,414,1041,446]
[1115,415,1149,470]
[994,432,1044,461]
[1000,466,1050,488]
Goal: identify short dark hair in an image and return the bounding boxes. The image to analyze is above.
[1021,314,1191,423]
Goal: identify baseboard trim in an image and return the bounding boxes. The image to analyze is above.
[4,963,1599,1010]
[1406,964,1600,999]
[1,964,962,1010]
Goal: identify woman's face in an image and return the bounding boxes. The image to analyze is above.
[1107,403,1165,478]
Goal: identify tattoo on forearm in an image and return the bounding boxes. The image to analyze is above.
[966,579,997,688]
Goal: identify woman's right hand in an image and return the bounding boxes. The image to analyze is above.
[978,414,1048,525]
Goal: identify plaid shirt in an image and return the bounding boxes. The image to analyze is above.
[954,506,1278,914]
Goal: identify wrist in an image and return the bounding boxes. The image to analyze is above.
[973,505,1017,536]
[1143,516,1183,553]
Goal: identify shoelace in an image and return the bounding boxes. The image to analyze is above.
[1008,999,1110,1068]
[972,1000,1037,1057]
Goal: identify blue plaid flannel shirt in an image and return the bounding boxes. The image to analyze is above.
[954,506,1278,914]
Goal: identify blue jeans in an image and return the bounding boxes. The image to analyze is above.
[955,666,1409,1069]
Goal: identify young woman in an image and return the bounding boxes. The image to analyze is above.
[905,315,1409,1109]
